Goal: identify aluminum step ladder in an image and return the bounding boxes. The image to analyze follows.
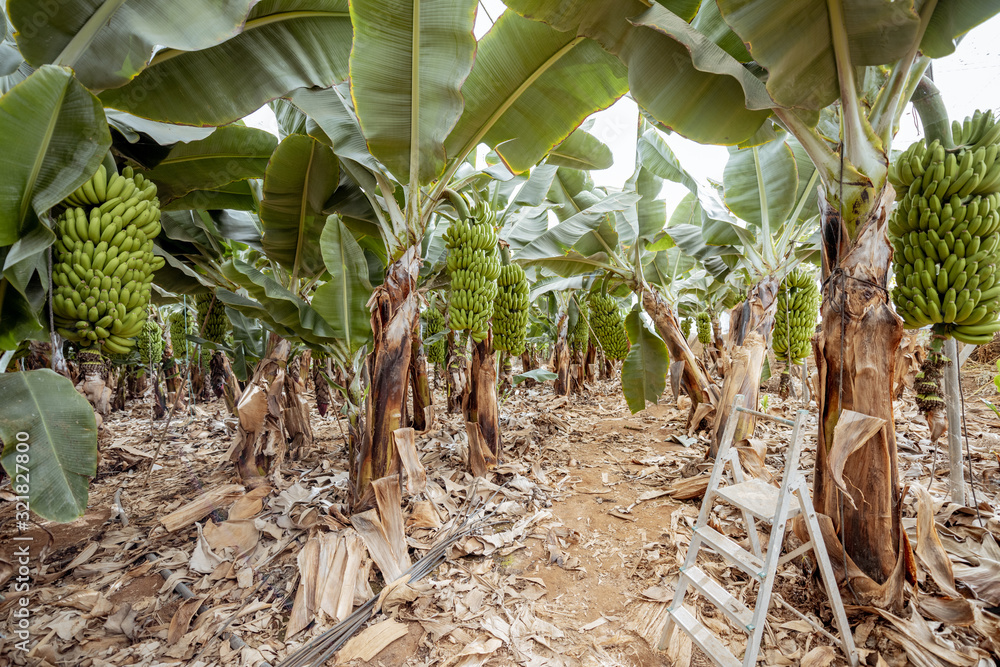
[658,394,858,667]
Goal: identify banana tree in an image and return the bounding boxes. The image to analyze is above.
[1,0,633,513]
[667,130,822,456]
[503,0,1000,593]
[506,143,716,420]
[299,3,631,507]
[0,1,267,521]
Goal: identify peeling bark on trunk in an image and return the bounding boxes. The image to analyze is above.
[229,335,312,486]
[151,367,166,420]
[708,276,780,458]
[214,352,241,416]
[584,343,597,384]
[641,289,718,425]
[300,349,311,390]
[570,347,585,394]
[191,358,206,401]
[313,357,332,417]
[209,350,228,399]
[76,349,111,428]
[445,330,464,413]
[709,332,768,454]
[553,312,571,397]
[466,337,500,469]
[519,348,536,387]
[351,247,420,510]
[813,186,903,585]
[409,321,432,432]
[498,353,512,394]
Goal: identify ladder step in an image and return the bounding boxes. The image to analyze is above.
[681,565,754,631]
[696,525,764,580]
[715,478,799,524]
[668,606,741,667]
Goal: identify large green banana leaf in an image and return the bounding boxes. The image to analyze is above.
[260,135,339,281]
[501,204,550,254]
[545,128,613,171]
[349,0,478,186]
[100,1,352,126]
[162,180,258,213]
[0,65,110,246]
[921,3,1000,58]
[446,10,628,175]
[513,164,558,207]
[716,0,918,110]
[546,167,598,220]
[144,125,277,205]
[0,272,45,349]
[515,191,640,261]
[220,258,338,347]
[627,6,773,145]
[722,138,798,233]
[636,129,698,194]
[503,0,770,145]
[104,110,217,150]
[0,370,98,522]
[621,305,669,413]
[289,83,382,172]
[523,252,612,279]
[8,0,252,90]
[270,98,309,140]
[1,13,22,76]
[312,217,372,352]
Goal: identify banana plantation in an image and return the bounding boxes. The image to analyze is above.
[4,1,1000,665]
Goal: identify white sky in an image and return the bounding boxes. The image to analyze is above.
[246,8,1000,217]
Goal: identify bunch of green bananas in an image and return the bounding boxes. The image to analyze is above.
[170,309,197,359]
[588,293,629,360]
[197,294,229,344]
[422,306,446,364]
[696,312,712,345]
[888,110,1000,344]
[51,165,163,356]
[493,264,530,355]
[772,270,820,365]
[681,318,692,339]
[200,345,213,372]
[137,318,164,366]
[443,199,501,342]
[569,296,590,353]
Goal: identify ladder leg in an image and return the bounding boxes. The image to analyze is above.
[795,484,859,667]
[743,496,796,666]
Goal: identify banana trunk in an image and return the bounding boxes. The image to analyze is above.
[467,336,500,469]
[641,289,719,427]
[813,185,904,586]
[708,275,780,458]
[350,248,419,510]
[409,320,433,432]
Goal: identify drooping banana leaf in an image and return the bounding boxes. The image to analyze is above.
[259,134,340,281]
[0,65,110,246]
[8,0,253,90]
[100,1,353,126]
[349,0,478,186]
[144,125,277,205]
[0,370,98,522]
